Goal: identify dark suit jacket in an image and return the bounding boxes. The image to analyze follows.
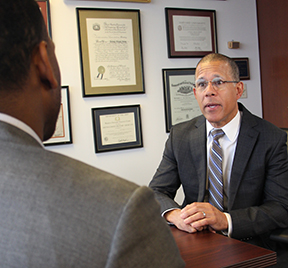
[0,121,185,268]
[149,103,288,241]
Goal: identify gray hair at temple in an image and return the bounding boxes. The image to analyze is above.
[196,53,240,82]
[0,0,48,90]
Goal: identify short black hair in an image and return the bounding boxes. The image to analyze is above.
[196,53,240,81]
[0,0,47,90]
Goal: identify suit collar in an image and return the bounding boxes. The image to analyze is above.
[0,121,43,149]
[0,113,43,147]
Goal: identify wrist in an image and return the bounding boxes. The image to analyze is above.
[164,209,181,223]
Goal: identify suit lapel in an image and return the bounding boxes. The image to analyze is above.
[190,116,207,202]
[228,105,259,210]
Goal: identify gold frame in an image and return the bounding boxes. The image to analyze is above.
[77,8,145,97]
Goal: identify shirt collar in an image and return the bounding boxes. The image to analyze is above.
[0,113,44,147]
[206,110,241,142]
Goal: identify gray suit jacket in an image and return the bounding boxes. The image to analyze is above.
[150,103,288,240]
[0,121,184,268]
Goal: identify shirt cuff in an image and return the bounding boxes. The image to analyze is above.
[223,212,232,237]
[161,208,179,225]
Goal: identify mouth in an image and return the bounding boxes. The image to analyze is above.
[205,103,221,109]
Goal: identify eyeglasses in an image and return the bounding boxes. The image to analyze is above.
[193,78,239,92]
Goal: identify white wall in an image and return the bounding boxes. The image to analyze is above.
[48,0,261,200]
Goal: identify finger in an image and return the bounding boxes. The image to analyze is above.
[181,202,211,218]
[208,226,216,233]
[191,218,208,229]
[183,211,207,225]
[180,207,199,219]
[177,223,198,234]
[195,226,204,232]
[180,203,197,214]
[186,226,198,233]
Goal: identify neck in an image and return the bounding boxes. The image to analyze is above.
[0,88,44,141]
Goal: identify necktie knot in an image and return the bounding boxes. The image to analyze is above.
[211,129,225,142]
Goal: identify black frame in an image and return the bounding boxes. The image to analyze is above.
[44,86,73,146]
[232,57,250,80]
[92,105,143,153]
[165,8,217,58]
[36,0,52,37]
[162,68,202,132]
[77,8,145,97]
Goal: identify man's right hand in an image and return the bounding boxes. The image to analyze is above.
[164,209,204,233]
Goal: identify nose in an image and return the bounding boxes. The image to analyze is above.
[205,81,216,96]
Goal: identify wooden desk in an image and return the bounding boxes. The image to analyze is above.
[171,227,277,268]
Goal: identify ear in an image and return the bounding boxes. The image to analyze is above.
[235,81,244,100]
[33,41,58,90]
[193,87,197,98]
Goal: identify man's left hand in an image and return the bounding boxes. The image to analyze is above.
[180,202,228,232]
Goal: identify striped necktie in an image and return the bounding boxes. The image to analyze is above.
[208,129,225,211]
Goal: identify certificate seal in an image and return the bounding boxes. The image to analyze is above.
[93,23,100,31]
[97,66,105,79]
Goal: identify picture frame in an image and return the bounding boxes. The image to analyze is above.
[44,86,72,146]
[165,8,217,58]
[163,68,202,132]
[92,105,143,153]
[76,8,145,97]
[36,0,52,37]
[232,57,250,80]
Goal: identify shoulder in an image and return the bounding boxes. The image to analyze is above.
[240,103,286,137]
[43,149,139,194]
[170,114,205,134]
[239,103,287,146]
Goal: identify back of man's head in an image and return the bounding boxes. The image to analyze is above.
[0,0,46,90]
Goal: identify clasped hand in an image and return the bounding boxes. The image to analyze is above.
[165,202,228,234]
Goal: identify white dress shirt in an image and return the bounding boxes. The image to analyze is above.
[0,113,44,147]
[206,110,241,236]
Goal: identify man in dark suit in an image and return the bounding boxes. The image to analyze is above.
[0,1,185,267]
[149,53,288,258]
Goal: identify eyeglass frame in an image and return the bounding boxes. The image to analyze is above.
[192,78,240,91]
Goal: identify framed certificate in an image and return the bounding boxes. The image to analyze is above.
[36,0,52,37]
[92,105,143,153]
[77,8,145,97]
[163,68,202,132]
[43,86,72,146]
[165,8,217,58]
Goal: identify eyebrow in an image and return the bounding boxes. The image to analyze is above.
[195,74,223,82]
[195,78,206,83]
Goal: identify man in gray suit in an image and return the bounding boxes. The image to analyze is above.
[149,53,288,260]
[0,1,185,267]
